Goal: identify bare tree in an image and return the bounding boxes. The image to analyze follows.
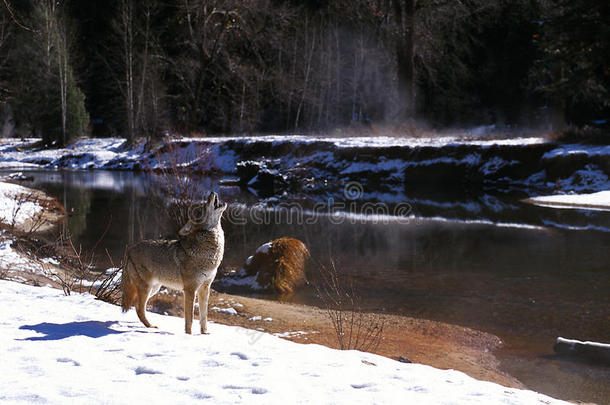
[104,0,165,142]
[4,0,88,145]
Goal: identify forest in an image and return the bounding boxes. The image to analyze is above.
[0,0,608,146]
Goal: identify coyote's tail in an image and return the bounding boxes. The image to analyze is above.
[121,257,137,313]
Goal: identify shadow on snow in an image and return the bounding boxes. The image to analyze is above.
[18,321,124,341]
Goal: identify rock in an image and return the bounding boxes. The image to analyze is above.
[244,237,310,294]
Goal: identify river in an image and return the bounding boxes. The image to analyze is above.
[6,168,610,404]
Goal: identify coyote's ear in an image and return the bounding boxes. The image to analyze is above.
[206,191,215,205]
[219,202,228,213]
[179,220,195,236]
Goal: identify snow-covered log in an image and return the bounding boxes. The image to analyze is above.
[553,337,610,364]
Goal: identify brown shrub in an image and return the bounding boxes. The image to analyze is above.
[244,237,310,294]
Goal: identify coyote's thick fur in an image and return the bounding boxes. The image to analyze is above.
[122,192,226,334]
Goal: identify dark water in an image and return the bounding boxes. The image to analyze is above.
[6,169,610,404]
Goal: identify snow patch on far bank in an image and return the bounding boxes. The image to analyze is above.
[543,144,610,159]
[526,190,610,211]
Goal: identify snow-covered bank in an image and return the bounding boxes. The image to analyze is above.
[2,136,609,196]
[0,280,568,405]
[0,136,550,172]
[2,136,610,228]
[525,190,610,211]
[0,181,45,227]
[0,180,64,235]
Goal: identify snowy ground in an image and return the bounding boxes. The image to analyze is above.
[0,181,44,227]
[2,136,609,196]
[0,136,550,171]
[2,136,609,231]
[0,280,569,405]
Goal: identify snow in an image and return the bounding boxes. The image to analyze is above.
[1,136,607,200]
[340,158,405,175]
[0,136,547,173]
[212,306,239,315]
[543,144,610,159]
[273,331,315,338]
[0,239,30,269]
[0,181,45,227]
[0,280,569,404]
[216,269,264,291]
[526,190,610,211]
[186,135,548,149]
[479,156,518,176]
[404,154,482,168]
[555,165,610,192]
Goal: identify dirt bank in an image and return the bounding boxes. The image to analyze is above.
[149,289,523,389]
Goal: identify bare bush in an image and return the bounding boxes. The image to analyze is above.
[91,255,124,305]
[0,263,8,280]
[152,137,209,230]
[9,192,50,234]
[36,219,115,299]
[313,259,384,352]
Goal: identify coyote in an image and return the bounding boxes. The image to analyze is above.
[122,191,226,334]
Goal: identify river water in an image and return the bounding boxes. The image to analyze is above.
[7,169,610,404]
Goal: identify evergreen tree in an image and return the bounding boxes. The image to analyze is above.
[532,0,609,128]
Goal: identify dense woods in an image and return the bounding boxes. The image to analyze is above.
[0,0,608,145]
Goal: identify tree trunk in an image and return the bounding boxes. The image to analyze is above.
[57,26,67,146]
[122,0,135,143]
[550,62,566,131]
[394,0,416,119]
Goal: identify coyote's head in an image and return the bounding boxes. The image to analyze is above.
[179,191,227,235]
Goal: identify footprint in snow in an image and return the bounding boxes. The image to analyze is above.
[351,383,376,389]
[230,352,248,360]
[135,366,163,375]
[223,385,268,395]
[56,358,80,366]
[185,390,212,399]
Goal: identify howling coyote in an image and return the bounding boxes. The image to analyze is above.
[122,192,226,334]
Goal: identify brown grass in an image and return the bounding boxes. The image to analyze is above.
[245,237,310,294]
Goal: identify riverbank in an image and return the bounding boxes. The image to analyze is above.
[2,135,610,232]
[0,228,521,391]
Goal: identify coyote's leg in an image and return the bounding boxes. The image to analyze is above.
[198,281,212,334]
[135,285,156,328]
[183,287,196,334]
